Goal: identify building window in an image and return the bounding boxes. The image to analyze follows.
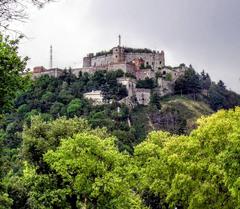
[163,71,166,75]
[160,61,162,65]
[116,55,118,58]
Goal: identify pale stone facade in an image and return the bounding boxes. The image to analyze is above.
[83,90,104,105]
[82,45,165,74]
[32,66,63,79]
[119,96,136,109]
[158,65,186,81]
[157,79,174,96]
[124,51,165,70]
[135,88,151,105]
[31,41,187,107]
[156,65,187,96]
[116,77,152,106]
[135,69,155,80]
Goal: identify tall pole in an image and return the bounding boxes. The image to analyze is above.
[50,45,53,69]
[118,35,121,47]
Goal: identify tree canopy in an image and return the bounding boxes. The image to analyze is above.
[0,35,28,113]
[1,101,240,208]
[174,67,201,95]
[3,116,145,209]
[134,107,240,208]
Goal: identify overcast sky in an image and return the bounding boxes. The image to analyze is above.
[14,0,240,93]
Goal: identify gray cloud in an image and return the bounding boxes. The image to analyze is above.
[16,0,240,92]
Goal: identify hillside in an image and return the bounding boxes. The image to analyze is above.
[131,96,213,140]
[2,69,240,153]
[1,65,240,209]
[161,96,213,128]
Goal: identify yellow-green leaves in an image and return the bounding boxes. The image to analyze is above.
[44,132,145,208]
[6,107,240,208]
[134,107,240,208]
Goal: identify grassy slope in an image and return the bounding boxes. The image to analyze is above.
[161,95,213,128]
[131,96,213,140]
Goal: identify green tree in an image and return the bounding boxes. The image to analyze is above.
[208,82,240,111]
[58,89,74,104]
[67,98,83,117]
[50,101,64,117]
[150,92,161,110]
[165,73,172,81]
[43,132,145,208]
[134,107,240,209]
[17,104,30,114]
[0,184,12,209]
[200,70,211,90]
[7,116,145,208]
[0,35,28,113]
[21,116,90,169]
[136,78,155,89]
[41,91,55,102]
[174,67,201,95]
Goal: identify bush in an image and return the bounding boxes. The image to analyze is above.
[136,78,155,89]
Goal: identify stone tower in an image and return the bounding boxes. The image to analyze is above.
[112,35,125,63]
[83,53,93,67]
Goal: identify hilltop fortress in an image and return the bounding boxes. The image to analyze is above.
[64,35,167,79]
[81,45,165,73]
[32,36,186,106]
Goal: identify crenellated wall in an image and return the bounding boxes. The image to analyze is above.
[125,51,165,70]
[32,44,186,106]
[82,47,165,71]
[90,54,113,67]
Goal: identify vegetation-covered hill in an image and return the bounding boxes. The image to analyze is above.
[1,36,240,209]
[1,105,240,208]
[2,68,240,154]
[131,96,214,140]
[160,96,213,129]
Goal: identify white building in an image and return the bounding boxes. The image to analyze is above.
[83,90,104,105]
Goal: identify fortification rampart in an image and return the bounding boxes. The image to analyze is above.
[82,46,165,71]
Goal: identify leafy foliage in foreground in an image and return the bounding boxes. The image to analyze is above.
[1,33,240,208]
[2,117,145,209]
[0,35,29,113]
[134,107,240,208]
[1,108,240,208]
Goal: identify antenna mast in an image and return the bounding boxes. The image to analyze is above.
[50,45,53,69]
[118,35,121,47]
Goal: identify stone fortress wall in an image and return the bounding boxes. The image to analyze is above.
[31,37,187,106]
[82,46,165,72]
[86,54,112,68]
[124,51,165,70]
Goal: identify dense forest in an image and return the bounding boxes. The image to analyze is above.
[1,35,240,209]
